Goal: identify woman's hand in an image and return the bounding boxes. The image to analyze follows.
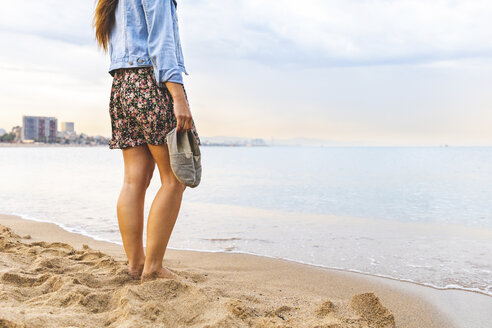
[173,97,193,132]
[164,81,193,132]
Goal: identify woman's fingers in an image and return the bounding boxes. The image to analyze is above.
[176,115,193,132]
[184,117,193,131]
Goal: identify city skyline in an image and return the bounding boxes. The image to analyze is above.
[1,1,492,146]
[0,115,270,146]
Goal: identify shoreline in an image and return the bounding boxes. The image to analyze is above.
[7,209,492,298]
[2,214,489,327]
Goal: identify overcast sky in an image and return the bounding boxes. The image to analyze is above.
[1,0,492,145]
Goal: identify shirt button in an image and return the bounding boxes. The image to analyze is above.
[129,60,133,65]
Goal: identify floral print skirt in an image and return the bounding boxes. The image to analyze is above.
[108,66,201,149]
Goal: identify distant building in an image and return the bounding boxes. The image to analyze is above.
[11,126,22,143]
[22,115,58,142]
[61,122,75,133]
[57,122,77,143]
[249,138,266,146]
[0,128,5,136]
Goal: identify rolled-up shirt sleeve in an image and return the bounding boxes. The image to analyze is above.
[141,0,183,85]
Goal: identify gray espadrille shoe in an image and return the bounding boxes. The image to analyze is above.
[165,127,202,188]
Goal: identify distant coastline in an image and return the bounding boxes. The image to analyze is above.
[0,135,358,147]
[0,143,106,147]
[0,142,268,147]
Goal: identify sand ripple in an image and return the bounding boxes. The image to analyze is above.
[0,224,395,327]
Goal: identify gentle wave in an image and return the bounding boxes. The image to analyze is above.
[6,211,492,298]
[9,211,123,246]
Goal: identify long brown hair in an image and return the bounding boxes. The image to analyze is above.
[93,0,119,52]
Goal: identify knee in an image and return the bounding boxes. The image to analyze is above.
[123,178,148,192]
[165,180,187,193]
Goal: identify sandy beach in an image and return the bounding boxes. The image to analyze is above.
[0,213,486,328]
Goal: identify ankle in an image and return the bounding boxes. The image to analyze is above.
[129,262,144,270]
[143,261,163,274]
[128,256,145,270]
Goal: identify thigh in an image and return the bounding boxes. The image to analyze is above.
[146,144,184,188]
[121,144,155,187]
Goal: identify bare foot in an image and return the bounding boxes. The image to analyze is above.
[128,258,145,280]
[128,264,144,280]
[140,267,178,283]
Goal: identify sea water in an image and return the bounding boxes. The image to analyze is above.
[0,145,491,296]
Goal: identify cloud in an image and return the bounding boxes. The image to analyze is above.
[3,0,492,69]
[0,0,95,45]
[180,0,492,68]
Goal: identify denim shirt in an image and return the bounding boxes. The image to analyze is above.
[108,0,188,85]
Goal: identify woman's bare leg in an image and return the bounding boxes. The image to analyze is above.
[117,144,155,279]
[141,143,186,282]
